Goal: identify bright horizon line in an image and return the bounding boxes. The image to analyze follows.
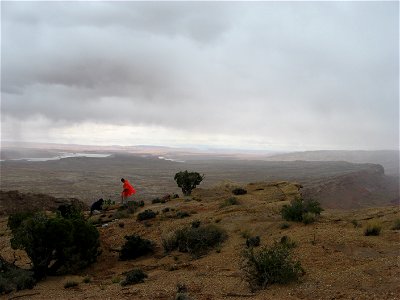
[1,140,398,153]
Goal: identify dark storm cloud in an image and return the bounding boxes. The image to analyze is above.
[1,1,398,149]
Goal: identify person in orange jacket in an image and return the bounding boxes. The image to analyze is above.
[121,178,136,205]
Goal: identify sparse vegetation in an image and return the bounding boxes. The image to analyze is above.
[302,212,317,225]
[281,198,323,223]
[220,197,239,208]
[176,211,191,219]
[162,224,227,257]
[242,242,303,291]
[280,236,296,249]
[351,219,360,228]
[175,283,191,300]
[8,210,100,279]
[120,268,147,286]
[364,222,382,236]
[82,276,91,283]
[280,223,290,229]
[232,188,247,195]
[111,276,121,284]
[174,171,204,196]
[119,234,155,260]
[391,219,400,230]
[246,236,260,248]
[137,209,157,221]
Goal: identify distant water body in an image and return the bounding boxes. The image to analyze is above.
[158,156,185,163]
[0,152,112,162]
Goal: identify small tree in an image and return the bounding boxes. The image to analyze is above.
[174,171,204,196]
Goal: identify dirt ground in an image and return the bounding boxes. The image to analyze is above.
[1,181,399,300]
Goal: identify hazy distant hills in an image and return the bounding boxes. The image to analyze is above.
[265,150,399,175]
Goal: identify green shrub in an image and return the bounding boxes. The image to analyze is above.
[0,257,36,294]
[279,236,296,249]
[191,220,201,228]
[220,197,239,208]
[119,235,155,260]
[246,236,260,248]
[174,171,204,196]
[152,198,162,204]
[111,276,121,284]
[280,223,290,229]
[351,219,360,228]
[364,222,382,236]
[281,198,322,223]
[176,211,190,219]
[120,269,147,286]
[241,242,303,291]
[163,224,227,257]
[391,219,400,230]
[113,210,130,219]
[232,188,247,195]
[302,212,317,225]
[137,210,156,221]
[8,211,100,279]
[64,281,78,288]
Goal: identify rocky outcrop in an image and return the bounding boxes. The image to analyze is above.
[301,165,399,209]
[0,190,88,215]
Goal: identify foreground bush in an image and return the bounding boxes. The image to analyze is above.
[162,224,227,257]
[281,198,323,224]
[364,222,382,236]
[137,209,157,221]
[121,268,147,286]
[241,242,303,291]
[8,210,100,279]
[119,235,155,260]
[0,256,35,294]
[232,188,247,195]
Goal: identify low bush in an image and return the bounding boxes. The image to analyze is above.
[176,211,190,219]
[8,211,100,279]
[351,219,360,228]
[191,220,201,228]
[220,197,239,208]
[137,210,156,221]
[152,198,162,204]
[232,188,247,195]
[281,198,322,223]
[391,219,400,230]
[82,276,91,283]
[0,257,36,294]
[241,242,303,291]
[364,222,382,236]
[162,207,170,213]
[64,281,78,288]
[280,236,296,249]
[246,236,260,248]
[120,269,147,286]
[119,235,155,260]
[163,224,227,257]
[280,223,290,229]
[302,212,317,225]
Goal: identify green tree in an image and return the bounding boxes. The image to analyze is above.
[174,171,204,196]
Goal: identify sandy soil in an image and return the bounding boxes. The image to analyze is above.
[1,181,399,299]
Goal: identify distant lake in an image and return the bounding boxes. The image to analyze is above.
[1,152,112,162]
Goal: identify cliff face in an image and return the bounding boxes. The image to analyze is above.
[301,164,399,209]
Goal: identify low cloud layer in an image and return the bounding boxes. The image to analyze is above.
[1,1,398,150]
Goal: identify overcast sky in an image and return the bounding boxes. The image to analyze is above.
[1,1,398,151]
